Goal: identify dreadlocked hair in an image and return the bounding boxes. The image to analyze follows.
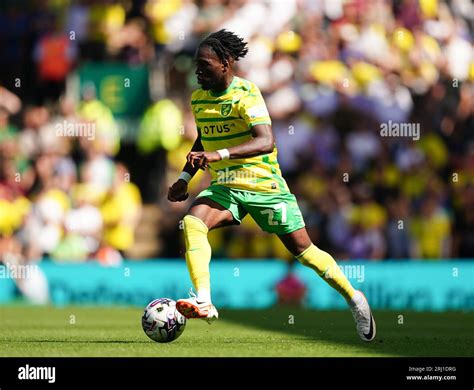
[199,29,249,63]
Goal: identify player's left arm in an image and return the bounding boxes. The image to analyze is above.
[188,124,274,169]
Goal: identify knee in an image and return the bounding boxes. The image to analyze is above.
[183,215,208,234]
[291,241,314,258]
[295,244,317,263]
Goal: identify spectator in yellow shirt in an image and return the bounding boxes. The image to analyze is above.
[411,196,451,259]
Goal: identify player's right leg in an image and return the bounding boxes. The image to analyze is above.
[278,228,376,342]
[176,195,237,323]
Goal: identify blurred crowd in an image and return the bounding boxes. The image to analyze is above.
[0,90,142,266]
[0,0,473,265]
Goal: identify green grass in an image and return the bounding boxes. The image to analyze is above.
[0,306,472,357]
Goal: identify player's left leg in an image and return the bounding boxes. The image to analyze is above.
[244,190,375,342]
[277,228,355,300]
[278,227,376,342]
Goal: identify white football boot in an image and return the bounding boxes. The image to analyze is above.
[349,290,376,342]
[176,289,219,324]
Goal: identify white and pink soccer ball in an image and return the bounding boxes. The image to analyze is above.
[141,298,186,343]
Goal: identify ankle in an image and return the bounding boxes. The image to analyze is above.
[197,289,211,303]
[348,290,363,306]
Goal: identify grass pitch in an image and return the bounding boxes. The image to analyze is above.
[0,306,472,357]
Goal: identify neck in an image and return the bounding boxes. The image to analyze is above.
[211,74,234,93]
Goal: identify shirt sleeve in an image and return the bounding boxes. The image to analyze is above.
[238,88,272,128]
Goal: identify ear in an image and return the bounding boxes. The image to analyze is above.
[222,57,234,72]
[222,59,229,72]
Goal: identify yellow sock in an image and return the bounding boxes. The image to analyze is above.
[296,244,355,300]
[183,215,211,297]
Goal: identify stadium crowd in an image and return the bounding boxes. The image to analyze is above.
[0,0,473,265]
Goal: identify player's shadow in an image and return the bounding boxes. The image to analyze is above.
[218,308,473,357]
[220,307,373,353]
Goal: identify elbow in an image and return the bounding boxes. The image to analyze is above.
[264,143,274,154]
[262,136,275,154]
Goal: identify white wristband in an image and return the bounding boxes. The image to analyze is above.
[217,148,230,160]
[178,171,192,183]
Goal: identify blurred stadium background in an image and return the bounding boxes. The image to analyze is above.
[0,0,473,315]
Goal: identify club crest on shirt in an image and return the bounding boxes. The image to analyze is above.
[220,103,232,117]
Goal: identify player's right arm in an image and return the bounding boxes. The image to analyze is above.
[168,132,204,202]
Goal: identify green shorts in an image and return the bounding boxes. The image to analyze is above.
[196,185,305,235]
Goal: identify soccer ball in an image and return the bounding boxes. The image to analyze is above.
[141,298,186,343]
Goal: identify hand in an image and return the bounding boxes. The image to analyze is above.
[168,179,189,202]
[187,151,221,170]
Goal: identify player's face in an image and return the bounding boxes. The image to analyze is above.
[195,46,226,90]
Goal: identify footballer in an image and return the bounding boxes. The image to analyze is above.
[168,30,376,342]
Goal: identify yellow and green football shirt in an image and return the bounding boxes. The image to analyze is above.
[191,76,289,193]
